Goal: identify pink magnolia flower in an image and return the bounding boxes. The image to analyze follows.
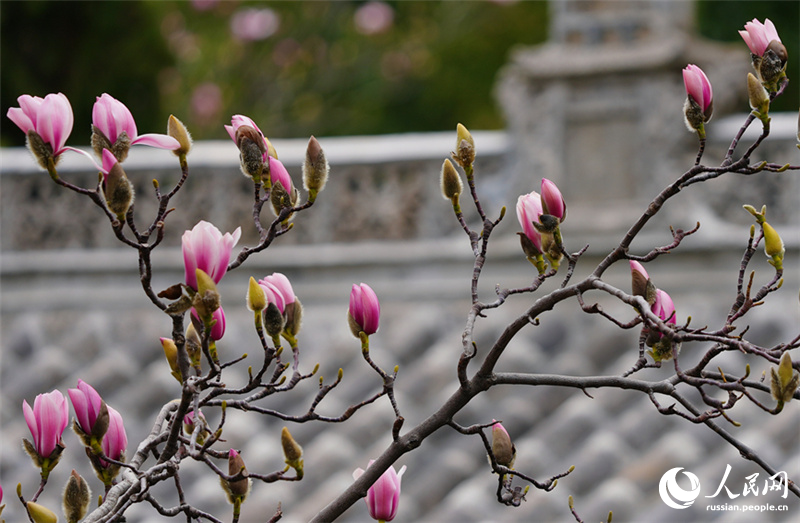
[682,64,713,114]
[540,178,566,221]
[268,155,294,192]
[225,114,266,151]
[258,272,296,314]
[739,18,781,57]
[225,115,293,190]
[7,93,73,157]
[181,221,241,290]
[67,379,104,436]
[349,283,380,335]
[353,461,407,522]
[92,93,179,153]
[22,390,69,458]
[101,406,127,466]
[652,289,676,326]
[100,148,120,179]
[191,306,226,340]
[516,192,544,253]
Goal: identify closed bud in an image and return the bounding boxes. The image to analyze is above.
[283,298,303,337]
[779,351,795,386]
[246,277,267,312]
[771,352,799,404]
[762,221,784,264]
[195,268,219,301]
[183,410,208,445]
[27,501,58,523]
[270,179,287,212]
[104,161,134,218]
[222,449,251,504]
[63,469,91,523]
[303,135,329,200]
[264,302,285,338]
[167,115,193,157]
[235,125,267,180]
[160,337,182,383]
[454,123,475,168]
[281,427,304,478]
[747,73,770,115]
[490,420,516,468]
[440,159,463,205]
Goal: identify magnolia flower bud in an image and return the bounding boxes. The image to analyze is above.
[747,73,770,116]
[454,123,475,168]
[743,204,784,270]
[247,277,267,312]
[264,302,285,338]
[440,158,463,205]
[221,449,251,504]
[103,155,134,219]
[27,501,57,523]
[762,221,784,260]
[348,283,380,337]
[682,64,713,137]
[491,420,516,468]
[235,125,267,179]
[270,180,298,219]
[160,337,182,383]
[281,427,304,478]
[771,351,799,404]
[540,178,566,222]
[283,298,304,338]
[63,469,91,523]
[167,114,193,157]
[183,410,208,445]
[193,268,221,318]
[303,135,329,201]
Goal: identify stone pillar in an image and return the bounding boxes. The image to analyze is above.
[496,0,749,231]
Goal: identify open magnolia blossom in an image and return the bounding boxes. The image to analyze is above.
[739,18,781,57]
[182,220,242,291]
[92,93,180,161]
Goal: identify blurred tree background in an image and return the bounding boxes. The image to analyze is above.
[1,1,796,147]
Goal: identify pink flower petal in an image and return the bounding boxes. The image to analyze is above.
[131,133,181,150]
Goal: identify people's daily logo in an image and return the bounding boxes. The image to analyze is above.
[659,467,701,509]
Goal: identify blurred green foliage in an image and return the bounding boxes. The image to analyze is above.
[2,0,548,145]
[2,1,796,147]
